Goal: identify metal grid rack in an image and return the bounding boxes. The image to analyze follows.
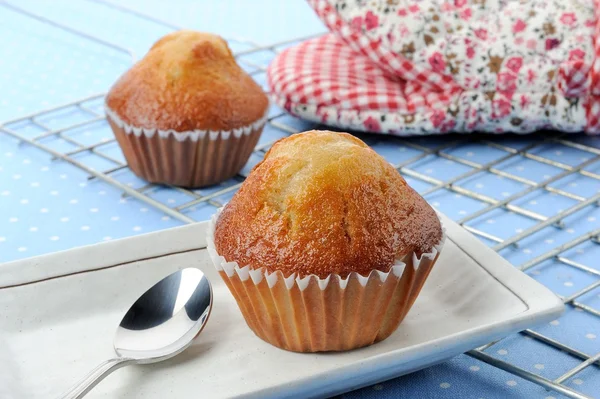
[1,1,599,398]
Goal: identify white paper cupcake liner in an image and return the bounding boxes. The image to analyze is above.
[105,105,269,142]
[105,106,267,188]
[206,207,446,352]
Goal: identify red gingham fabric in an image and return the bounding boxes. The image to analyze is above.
[268,34,470,135]
[268,34,455,116]
[268,0,600,135]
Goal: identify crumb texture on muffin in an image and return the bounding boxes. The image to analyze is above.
[214,131,443,278]
[106,30,268,132]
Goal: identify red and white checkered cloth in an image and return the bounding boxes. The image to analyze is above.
[267,0,600,135]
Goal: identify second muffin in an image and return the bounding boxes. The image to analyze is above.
[207,131,445,352]
[105,30,269,188]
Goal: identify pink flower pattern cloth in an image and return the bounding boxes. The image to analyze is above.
[267,0,600,135]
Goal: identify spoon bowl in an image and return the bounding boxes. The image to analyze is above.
[59,267,213,399]
[115,267,212,361]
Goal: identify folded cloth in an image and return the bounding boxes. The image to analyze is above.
[267,0,600,135]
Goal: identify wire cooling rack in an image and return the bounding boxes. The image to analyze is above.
[1,1,600,398]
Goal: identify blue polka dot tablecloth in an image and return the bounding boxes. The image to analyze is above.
[1,1,600,399]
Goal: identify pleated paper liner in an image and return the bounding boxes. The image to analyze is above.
[206,208,446,353]
[105,106,268,188]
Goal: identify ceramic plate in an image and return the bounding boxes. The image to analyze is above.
[0,213,564,399]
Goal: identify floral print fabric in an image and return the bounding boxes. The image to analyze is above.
[266,0,600,135]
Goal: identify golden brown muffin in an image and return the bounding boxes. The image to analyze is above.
[105,30,269,188]
[214,131,442,278]
[207,130,445,352]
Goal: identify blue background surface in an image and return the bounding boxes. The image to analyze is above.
[1,1,600,398]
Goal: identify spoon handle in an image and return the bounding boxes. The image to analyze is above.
[59,357,135,399]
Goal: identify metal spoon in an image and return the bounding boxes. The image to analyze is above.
[59,267,213,399]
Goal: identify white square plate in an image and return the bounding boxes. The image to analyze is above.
[0,213,563,399]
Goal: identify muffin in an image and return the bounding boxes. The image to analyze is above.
[206,131,445,352]
[105,30,269,188]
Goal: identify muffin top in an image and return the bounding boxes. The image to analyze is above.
[214,131,443,278]
[105,30,268,132]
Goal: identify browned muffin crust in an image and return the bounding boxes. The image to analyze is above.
[214,131,443,279]
[106,30,268,132]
